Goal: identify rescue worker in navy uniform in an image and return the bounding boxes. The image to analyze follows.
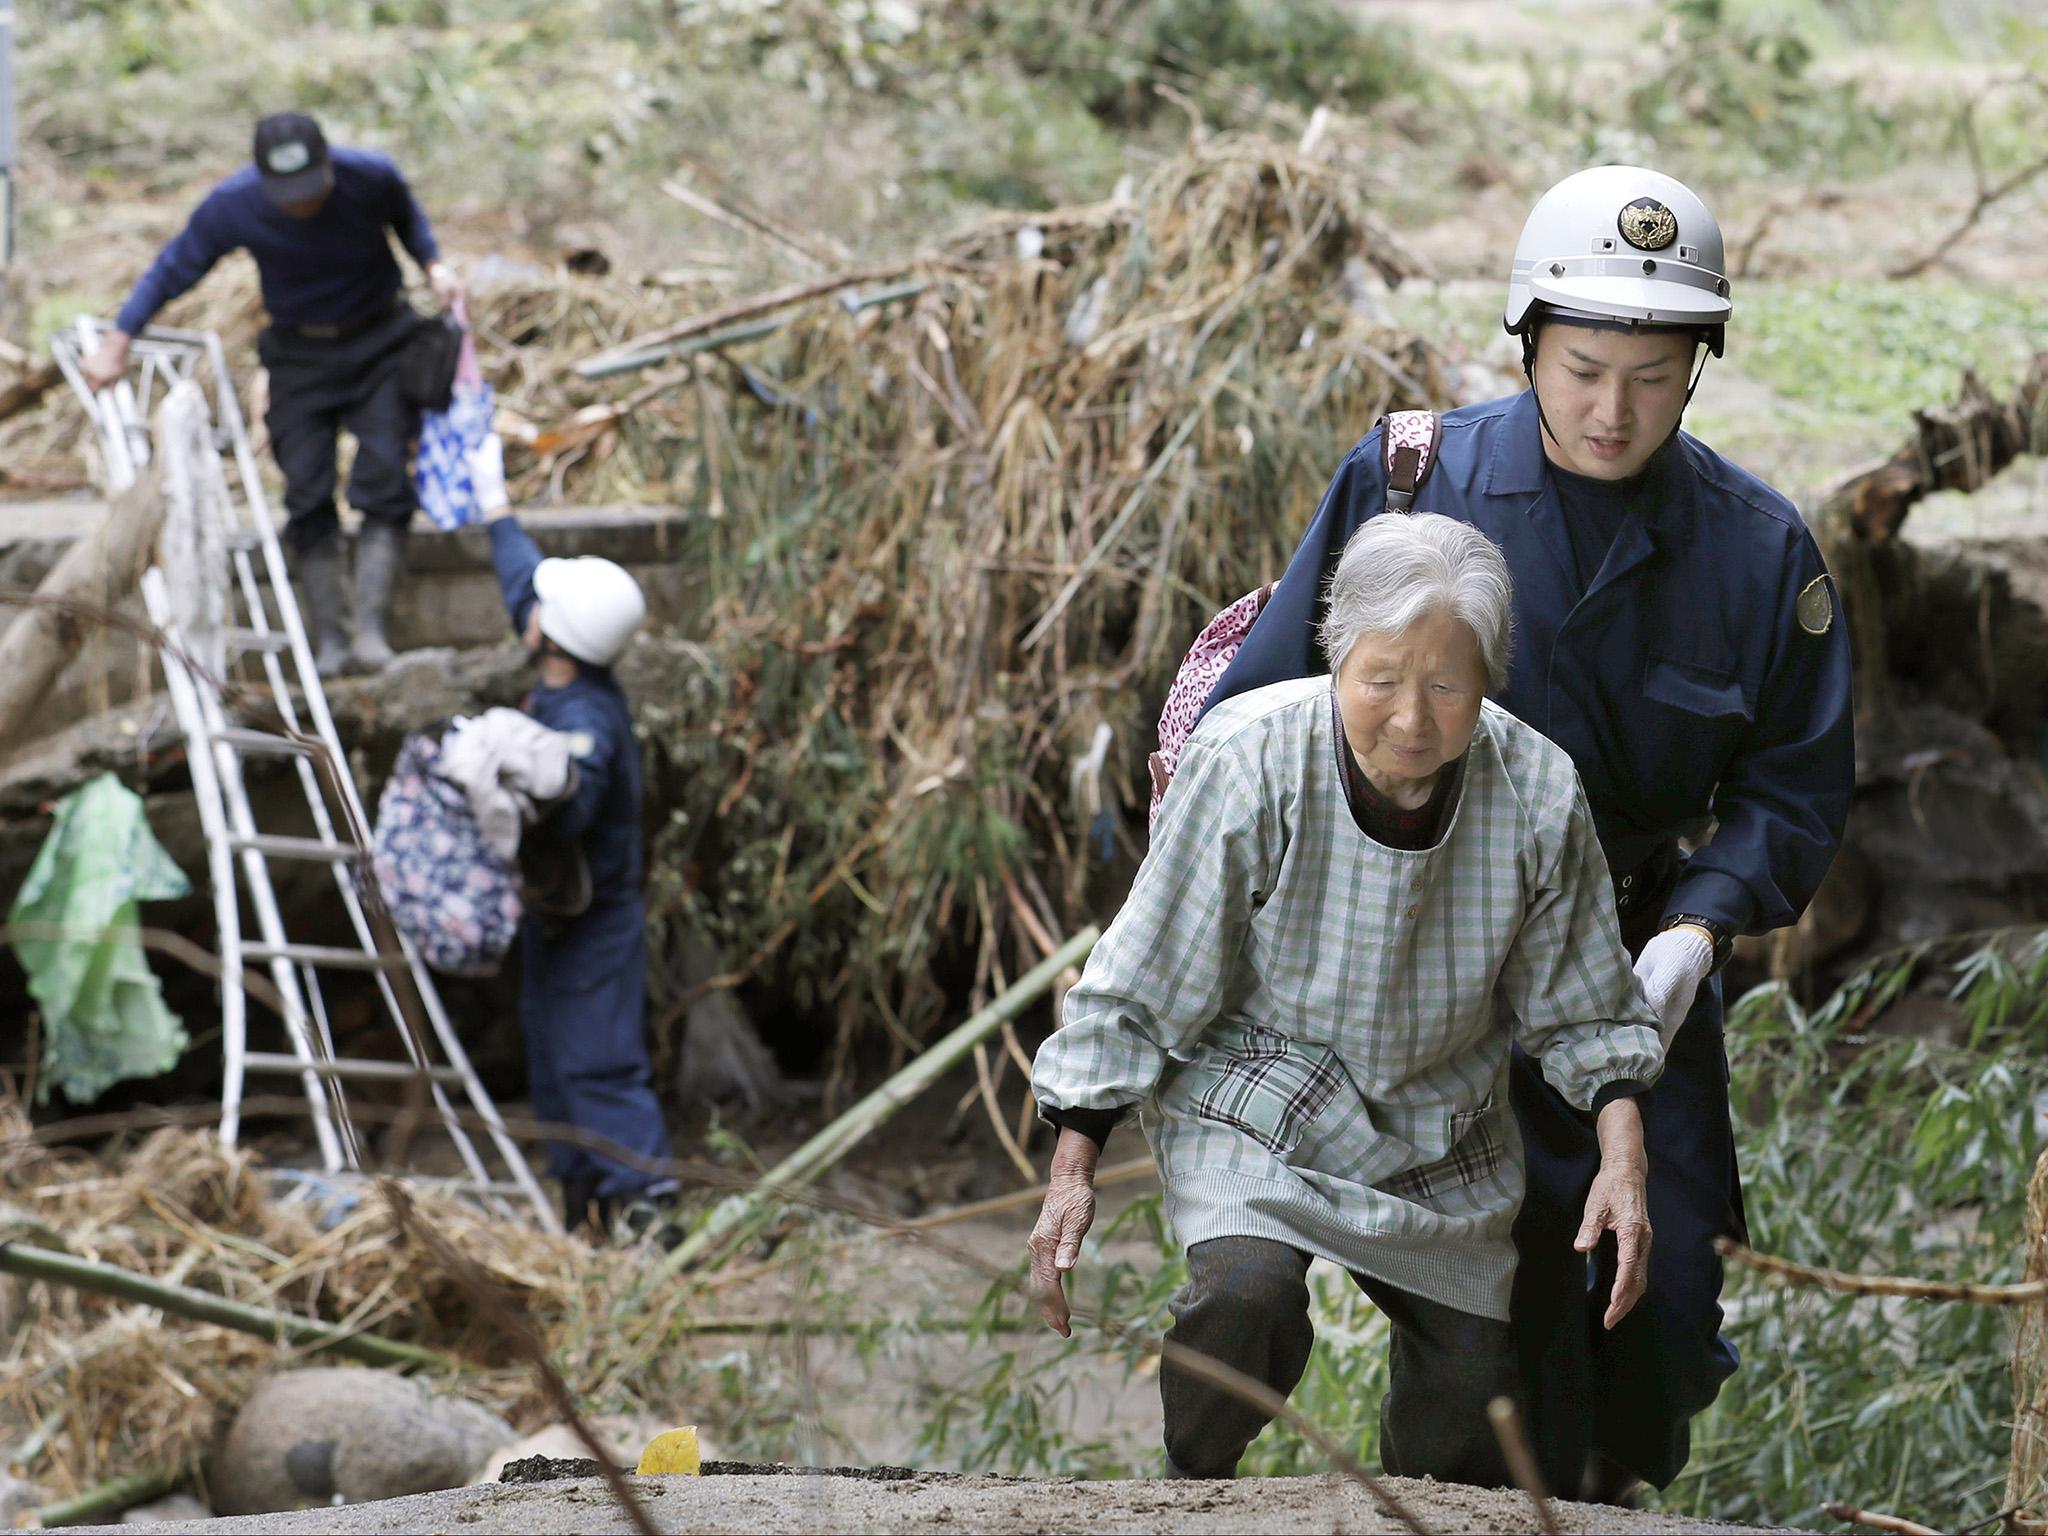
[82,111,462,677]
[471,433,680,1243]
[1201,166,1854,1502]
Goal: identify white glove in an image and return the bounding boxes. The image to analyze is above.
[468,431,509,513]
[1633,927,1715,1049]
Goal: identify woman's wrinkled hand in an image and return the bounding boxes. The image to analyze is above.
[1026,1127,1101,1337]
[1578,1095,1653,1330]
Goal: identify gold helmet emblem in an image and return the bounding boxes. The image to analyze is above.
[1618,197,1679,252]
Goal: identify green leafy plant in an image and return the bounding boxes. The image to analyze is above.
[1652,927,2048,1530]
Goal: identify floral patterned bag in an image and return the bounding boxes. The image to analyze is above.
[371,728,522,976]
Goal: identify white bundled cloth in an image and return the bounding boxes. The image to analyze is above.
[434,707,577,864]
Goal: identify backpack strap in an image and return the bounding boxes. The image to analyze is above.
[1380,410,1443,512]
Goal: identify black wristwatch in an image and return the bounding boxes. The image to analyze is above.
[1663,913,1735,973]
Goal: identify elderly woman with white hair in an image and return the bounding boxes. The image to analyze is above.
[1027,512,1665,1486]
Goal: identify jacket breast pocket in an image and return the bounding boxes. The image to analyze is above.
[1378,1098,1504,1204]
[1642,652,1755,722]
[1191,1024,1344,1158]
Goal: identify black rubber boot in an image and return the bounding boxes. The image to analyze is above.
[561,1174,604,1241]
[615,1187,686,1252]
[352,521,406,671]
[289,535,352,678]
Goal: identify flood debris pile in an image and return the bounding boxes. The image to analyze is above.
[0,1106,704,1509]
[594,134,1446,1089]
[0,131,1445,1094]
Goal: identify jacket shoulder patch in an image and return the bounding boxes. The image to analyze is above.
[1796,574,1834,636]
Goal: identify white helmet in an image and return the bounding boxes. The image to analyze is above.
[1504,165,1731,356]
[532,556,646,667]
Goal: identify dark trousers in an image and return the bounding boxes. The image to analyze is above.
[1161,1235,1520,1485]
[257,305,419,551]
[518,897,673,1201]
[1508,902,1747,1492]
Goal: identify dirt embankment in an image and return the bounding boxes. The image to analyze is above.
[63,1467,1806,1535]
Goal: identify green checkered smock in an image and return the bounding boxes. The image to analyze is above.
[1033,678,1664,1320]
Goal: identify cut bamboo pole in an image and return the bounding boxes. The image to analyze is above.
[0,1242,457,1372]
[657,925,1100,1278]
[575,267,923,377]
[34,1466,187,1528]
[576,281,927,381]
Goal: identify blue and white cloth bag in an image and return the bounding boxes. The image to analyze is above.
[414,296,496,531]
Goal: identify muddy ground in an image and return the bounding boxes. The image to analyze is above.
[67,1468,1803,1535]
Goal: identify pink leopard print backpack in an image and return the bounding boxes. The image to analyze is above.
[1145,410,1443,832]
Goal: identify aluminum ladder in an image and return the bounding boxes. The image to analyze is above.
[51,317,557,1230]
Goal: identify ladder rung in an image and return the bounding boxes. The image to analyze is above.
[243,942,399,971]
[227,833,363,864]
[246,1052,461,1085]
[223,626,293,654]
[213,727,319,757]
[412,1179,534,1198]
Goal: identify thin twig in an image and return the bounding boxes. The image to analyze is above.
[1889,103,2048,278]
[0,924,289,1021]
[378,1180,659,1536]
[1822,1500,1942,1535]
[1486,1397,1558,1533]
[1716,1237,2048,1305]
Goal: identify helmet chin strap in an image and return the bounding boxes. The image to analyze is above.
[1521,322,1713,463]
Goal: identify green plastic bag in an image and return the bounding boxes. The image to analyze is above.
[9,773,192,1104]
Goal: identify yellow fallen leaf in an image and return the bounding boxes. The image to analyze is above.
[636,1426,702,1476]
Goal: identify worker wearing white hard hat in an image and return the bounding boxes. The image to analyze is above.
[1201,165,1853,1505]
[474,433,678,1245]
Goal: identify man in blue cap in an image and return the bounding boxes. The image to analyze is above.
[1199,165,1854,1503]
[84,111,463,676]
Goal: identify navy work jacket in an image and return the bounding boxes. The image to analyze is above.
[488,518,644,907]
[1204,389,1854,937]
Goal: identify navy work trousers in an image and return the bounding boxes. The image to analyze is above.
[519,896,673,1201]
[1509,897,1746,1493]
[257,305,418,551]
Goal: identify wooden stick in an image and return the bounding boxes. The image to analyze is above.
[657,926,1101,1277]
[0,1241,456,1372]
[660,175,845,271]
[1821,1500,1942,1535]
[0,462,162,746]
[1716,1237,2048,1305]
[0,360,60,424]
[1487,1397,1559,1533]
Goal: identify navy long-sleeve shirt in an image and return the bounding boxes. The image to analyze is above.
[114,146,439,335]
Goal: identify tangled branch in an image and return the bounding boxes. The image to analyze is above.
[1717,1237,2048,1306]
